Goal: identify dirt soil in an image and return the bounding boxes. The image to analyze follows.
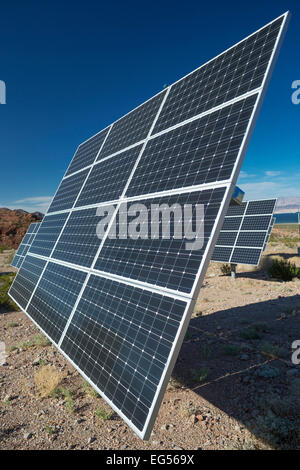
[0,228,300,450]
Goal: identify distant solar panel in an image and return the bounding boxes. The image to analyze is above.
[211,199,276,265]
[11,223,40,269]
[9,13,289,439]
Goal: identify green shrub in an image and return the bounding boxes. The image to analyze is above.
[190,367,210,383]
[95,407,114,420]
[50,386,75,413]
[0,273,18,311]
[220,264,231,276]
[268,259,299,282]
[83,381,99,398]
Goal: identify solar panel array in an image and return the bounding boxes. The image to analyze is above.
[212,199,276,265]
[9,13,289,439]
[11,223,40,269]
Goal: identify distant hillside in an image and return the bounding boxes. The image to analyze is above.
[0,208,43,249]
[276,197,300,213]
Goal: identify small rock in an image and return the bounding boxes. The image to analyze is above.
[88,437,96,444]
[24,432,32,440]
[190,414,198,424]
[173,446,184,450]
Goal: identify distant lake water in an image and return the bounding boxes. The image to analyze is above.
[274,212,300,224]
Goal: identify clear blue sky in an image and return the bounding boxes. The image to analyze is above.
[0,0,299,213]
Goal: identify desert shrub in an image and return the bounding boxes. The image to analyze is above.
[190,367,210,383]
[34,365,62,397]
[220,264,231,276]
[261,342,286,359]
[95,407,114,420]
[50,386,75,413]
[0,273,18,311]
[268,258,299,281]
[17,334,50,351]
[6,322,19,328]
[249,387,300,449]
[83,381,99,398]
[240,326,262,340]
[33,334,51,347]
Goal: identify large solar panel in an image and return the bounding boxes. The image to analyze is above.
[11,223,40,269]
[9,13,289,439]
[211,199,276,265]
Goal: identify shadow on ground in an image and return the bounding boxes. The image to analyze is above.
[173,293,300,449]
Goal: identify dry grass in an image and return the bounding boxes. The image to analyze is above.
[34,365,62,398]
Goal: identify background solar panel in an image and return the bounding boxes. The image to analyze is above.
[11,223,41,269]
[212,199,276,265]
[9,13,289,440]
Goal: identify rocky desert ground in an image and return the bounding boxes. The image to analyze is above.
[0,227,299,450]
